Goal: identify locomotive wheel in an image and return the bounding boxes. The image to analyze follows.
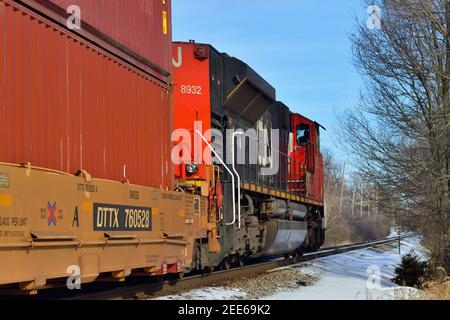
[284,253,293,259]
[294,249,304,258]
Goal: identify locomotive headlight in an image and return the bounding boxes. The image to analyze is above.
[186,164,199,175]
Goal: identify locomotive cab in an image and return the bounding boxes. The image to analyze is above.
[290,114,324,203]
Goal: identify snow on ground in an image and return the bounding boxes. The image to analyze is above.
[154,287,243,300]
[264,235,426,300]
[154,235,427,300]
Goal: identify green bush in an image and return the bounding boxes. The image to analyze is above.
[392,253,429,289]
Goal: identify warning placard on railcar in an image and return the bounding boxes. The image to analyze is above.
[93,204,152,231]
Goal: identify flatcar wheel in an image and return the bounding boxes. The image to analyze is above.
[204,266,214,274]
[238,255,246,268]
[221,258,231,271]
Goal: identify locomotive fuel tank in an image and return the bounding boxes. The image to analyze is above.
[257,219,307,257]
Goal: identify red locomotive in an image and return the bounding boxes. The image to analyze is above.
[172,42,325,268]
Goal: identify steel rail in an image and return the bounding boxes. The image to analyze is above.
[60,235,413,300]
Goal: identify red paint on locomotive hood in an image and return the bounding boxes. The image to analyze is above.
[172,42,213,180]
[0,0,174,189]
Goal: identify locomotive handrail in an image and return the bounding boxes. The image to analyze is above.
[232,131,244,229]
[195,130,237,227]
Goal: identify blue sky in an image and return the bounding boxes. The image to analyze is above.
[172,1,367,162]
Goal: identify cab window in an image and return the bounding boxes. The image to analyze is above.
[315,125,321,150]
[296,124,310,146]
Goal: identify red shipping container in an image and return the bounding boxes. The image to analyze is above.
[17,0,172,83]
[0,0,174,189]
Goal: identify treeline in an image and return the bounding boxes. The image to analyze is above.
[338,0,450,273]
[323,150,391,246]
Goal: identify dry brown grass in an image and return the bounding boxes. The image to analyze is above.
[418,268,450,300]
[323,214,351,247]
[324,213,391,247]
[420,282,450,300]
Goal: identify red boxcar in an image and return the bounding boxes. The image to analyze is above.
[17,0,172,83]
[0,0,174,189]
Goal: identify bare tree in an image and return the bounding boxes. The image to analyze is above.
[322,149,390,245]
[341,0,450,270]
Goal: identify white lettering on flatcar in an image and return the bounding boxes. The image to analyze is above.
[96,207,119,228]
[93,204,152,231]
[125,209,150,229]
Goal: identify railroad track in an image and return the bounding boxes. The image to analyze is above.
[56,235,412,300]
